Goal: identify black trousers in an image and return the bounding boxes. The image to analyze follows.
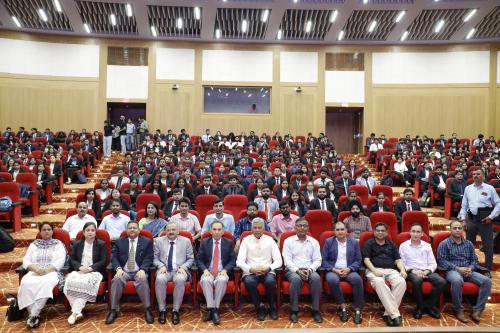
[407,272,446,309]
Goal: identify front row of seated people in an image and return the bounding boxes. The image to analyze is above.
[18,218,492,328]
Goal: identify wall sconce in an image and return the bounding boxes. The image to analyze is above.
[294,86,302,93]
[172,84,179,90]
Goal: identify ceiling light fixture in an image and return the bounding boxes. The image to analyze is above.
[194,7,201,20]
[215,28,221,39]
[401,30,409,41]
[463,9,477,22]
[83,23,91,33]
[434,19,445,33]
[395,10,405,23]
[110,13,117,26]
[12,16,21,27]
[262,9,269,22]
[151,26,157,37]
[277,29,282,40]
[465,28,475,39]
[38,8,48,22]
[305,20,312,33]
[177,17,183,29]
[125,4,133,17]
[363,0,369,4]
[367,20,377,33]
[330,10,338,23]
[53,0,62,12]
[338,30,344,40]
[241,19,248,33]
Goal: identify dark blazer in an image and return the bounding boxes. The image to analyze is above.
[221,185,245,197]
[111,236,154,272]
[368,203,391,216]
[70,238,107,276]
[164,200,180,218]
[321,236,362,272]
[448,179,466,202]
[195,237,236,275]
[430,173,448,190]
[266,176,286,190]
[309,198,337,220]
[194,185,220,198]
[335,178,356,195]
[395,200,421,223]
[274,188,291,202]
[90,199,102,220]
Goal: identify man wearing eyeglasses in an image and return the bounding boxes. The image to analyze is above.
[362,223,407,327]
[437,220,492,323]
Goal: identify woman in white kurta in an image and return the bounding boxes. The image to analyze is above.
[18,222,67,328]
[64,222,106,325]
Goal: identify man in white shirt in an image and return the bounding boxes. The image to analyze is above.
[99,199,130,239]
[282,218,323,323]
[236,218,282,321]
[62,202,97,239]
[109,168,130,190]
[369,138,383,164]
[201,129,212,143]
[355,168,377,195]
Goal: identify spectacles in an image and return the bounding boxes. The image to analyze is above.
[295,224,309,228]
[375,229,386,233]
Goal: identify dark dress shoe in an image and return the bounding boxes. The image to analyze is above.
[340,308,349,322]
[425,306,441,319]
[354,310,362,324]
[212,309,221,325]
[144,308,154,324]
[392,316,402,327]
[312,311,323,323]
[158,311,167,324]
[172,311,180,325]
[203,308,212,322]
[383,315,391,326]
[256,306,267,321]
[289,311,299,323]
[414,308,423,319]
[269,307,279,320]
[105,310,118,325]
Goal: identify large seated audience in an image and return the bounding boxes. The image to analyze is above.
[1,123,499,328]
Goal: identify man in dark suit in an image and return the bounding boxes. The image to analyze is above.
[194,175,220,198]
[448,171,466,204]
[221,175,245,197]
[164,189,182,219]
[267,167,285,190]
[309,186,337,222]
[235,158,252,178]
[106,221,154,325]
[395,188,421,224]
[195,220,236,325]
[430,165,447,205]
[335,169,355,196]
[243,168,262,190]
[132,164,152,188]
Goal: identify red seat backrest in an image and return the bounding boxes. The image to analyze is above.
[369,212,398,242]
[237,209,268,221]
[319,230,336,249]
[36,228,71,253]
[396,232,430,248]
[401,211,430,235]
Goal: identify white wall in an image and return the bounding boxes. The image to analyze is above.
[107,65,148,99]
[372,51,490,84]
[202,50,273,82]
[325,71,364,104]
[280,51,318,83]
[0,38,99,77]
[156,48,195,81]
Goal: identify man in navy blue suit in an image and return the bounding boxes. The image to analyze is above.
[106,221,154,325]
[335,169,356,196]
[321,221,364,324]
[195,220,236,325]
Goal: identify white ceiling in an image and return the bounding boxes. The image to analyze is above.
[0,0,499,45]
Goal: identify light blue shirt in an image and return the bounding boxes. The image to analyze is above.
[202,213,235,233]
[98,213,130,239]
[458,182,500,220]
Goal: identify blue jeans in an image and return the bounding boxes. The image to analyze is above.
[325,271,364,310]
[446,270,491,312]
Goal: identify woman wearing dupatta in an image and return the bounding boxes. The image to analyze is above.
[138,201,167,237]
[18,222,67,328]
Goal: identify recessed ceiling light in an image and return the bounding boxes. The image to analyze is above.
[363,0,369,3]
[395,11,405,23]
[463,9,477,22]
[262,9,269,23]
[83,23,91,33]
[125,4,132,17]
[293,0,299,3]
[38,8,48,22]
[12,16,21,27]
[53,0,62,12]
[277,29,282,40]
[215,28,221,39]
[330,10,338,23]
[305,20,312,33]
[466,28,475,39]
[194,7,201,20]
[110,13,117,26]
[241,19,248,33]
[434,19,445,33]
[151,26,157,37]
[367,20,377,33]
[338,30,344,40]
[177,17,183,29]
[401,30,409,41]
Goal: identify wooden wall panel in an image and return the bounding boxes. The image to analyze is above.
[150,83,194,133]
[280,88,317,136]
[0,75,99,132]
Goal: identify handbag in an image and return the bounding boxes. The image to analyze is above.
[6,295,23,321]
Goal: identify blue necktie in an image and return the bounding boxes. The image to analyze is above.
[167,241,174,272]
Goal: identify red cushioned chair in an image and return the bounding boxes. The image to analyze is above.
[366,196,393,215]
[237,209,268,222]
[0,172,13,182]
[102,210,130,218]
[401,211,430,235]
[195,194,219,224]
[238,230,281,307]
[0,182,22,231]
[65,208,96,220]
[444,178,460,220]
[171,209,201,222]
[305,210,333,241]
[271,209,299,218]
[136,193,161,212]
[76,192,102,204]
[75,229,111,307]
[371,185,394,206]
[370,212,398,242]
[135,209,165,221]
[348,185,369,206]
[16,172,40,216]
[337,211,351,223]
[223,195,248,221]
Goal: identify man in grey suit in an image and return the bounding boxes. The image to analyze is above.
[154,223,194,325]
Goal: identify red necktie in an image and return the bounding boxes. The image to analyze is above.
[211,240,220,276]
[264,200,268,216]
